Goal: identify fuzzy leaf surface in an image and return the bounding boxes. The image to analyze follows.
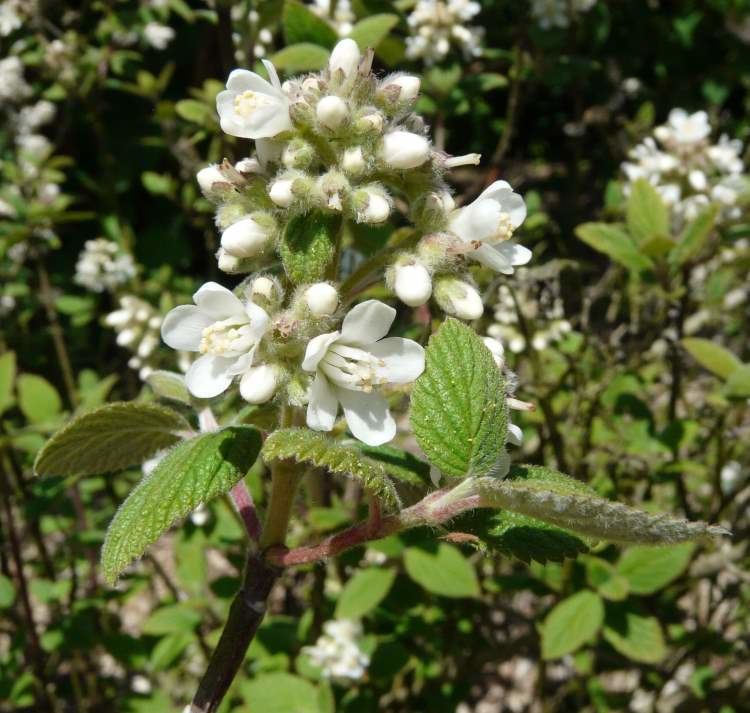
[262,428,399,509]
[356,443,431,487]
[101,426,261,583]
[35,402,190,477]
[410,319,507,478]
[279,212,339,284]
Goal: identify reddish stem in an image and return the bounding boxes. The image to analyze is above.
[230,480,262,543]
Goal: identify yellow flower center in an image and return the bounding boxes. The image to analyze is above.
[233,90,271,118]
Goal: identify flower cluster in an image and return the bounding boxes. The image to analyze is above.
[622,109,748,231]
[530,0,598,30]
[302,619,370,683]
[164,39,531,446]
[405,0,483,64]
[487,272,572,354]
[74,239,137,293]
[105,296,164,380]
[309,0,355,37]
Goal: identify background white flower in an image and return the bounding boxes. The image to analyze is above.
[449,180,531,274]
[161,282,270,399]
[302,300,425,446]
[302,619,370,683]
[216,61,292,139]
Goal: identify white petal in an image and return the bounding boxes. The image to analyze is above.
[239,364,278,404]
[476,180,512,201]
[336,387,396,446]
[161,305,212,351]
[193,282,245,319]
[471,243,513,273]
[340,300,395,347]
[450,199,501,243]
[497,241,533,267]
[302,331,340,372]
[306,374,339,432]
[184,354,235,398]
[261,59,282,90]
[368,337,425,384]
[225,348,255,376]
[245,301,270,339]
[507,423,523,446]
[226,69,279,96]
[499,191,527,228]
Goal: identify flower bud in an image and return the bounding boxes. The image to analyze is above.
[247,275,282,310]
[355,111,384,134]
[394,262,432,307]
[217,248,245,273]
[435,277,484,320]
[380,74,421,102]
[328,38,360,78]
[304,282,339,316]
[380,131,431,169]
[341,146,365,175]
[240,364,280,404]
[317,95,348,130]
[481,336,505,368]
[269,178,295,207]
[196,165,229,197]
[354,186,391,224]
[234,157,262,175]
[221,216,272,258]
[282,139,315,169]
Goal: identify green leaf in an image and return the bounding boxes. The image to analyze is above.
[616,542,694,594]
[271,43,331,73]
[146,370,191,405]
[355,443,431,487]
[410,319,507,478]
[584,557,630,601]
[603,605,666,663]
[335,568,396,619]
[541,591,604,659]
[141,604,202,635]
[279,212,339,284]
[626,179,670,244]
[17,374,62,424]
[724,364,750,398]
[101,426,261,583]
[0,351,16,415]
[174,98,213,125]
[348,14,399,50]
[34,402,190,477]
[141,171,174,196]
[476,466,726,545]
[282,0,338,48]
[576,223,654,273]
[681,338,742,379]
[669,206,717,267]
[0,574,15,608]
[403,543,480,598]
[241,672,319,713]
[262,428,399,509]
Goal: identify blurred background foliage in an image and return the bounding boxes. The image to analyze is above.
[1,0,749,711]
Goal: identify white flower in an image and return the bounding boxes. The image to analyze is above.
[435,278,484,319]
[0,0,23,36]
[328,38,360,78]
[654,109,711,145]
[394,262,432,307]
[196,164,228,195]
[448,180,530,274]
[74,239,136,293]
[304,282,339,316]
[240,364,281,404]
[161,282,270,399]
[380,131,431,169]
[269,178,295,207]
[380,74,421,102]
[303,619,369,683]
[720,461,745,495]
[0,56,31,102]
[143,22,175,50]
[316,95,348,130]
[405,0,483,63]
[216,61,292,139]
[302,300,425,445]
[220,216,273,258]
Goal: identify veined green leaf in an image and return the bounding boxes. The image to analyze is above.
[262,428,399,509]
[355,443,431,487]
[348,15,399,50]
[541,590,604,659]
[576,222,654,272]
[335,568,396,619]
[101,426,261,583]
[279,212,339,284]
[35,402,190,477]
[403,543,479,598]
[626,179,670,244]
[603,605,666,663]
[410,319,507,478]
[18,374,62,424]
[616,542,694,594]
[271,43,330,73]
[282,0,338,48]
[669,205,717,267]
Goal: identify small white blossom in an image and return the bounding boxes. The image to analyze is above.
[310,0,356,37]
[303,619,370,683]
[220,216,273,259]
[303,300,425,445]
[161,282,271,399]
[316,95,348,130]
[304,282,339,317]
[143,22,175,50]
[105,296,163,380]
[0,56,31,102]
[405,0,483,64]
[327,38,360,78]
[435,278,484,320]
[393,262,432,307]
[380,131,431,169]
[720,461,745,495]
[74,239,136,293]
[448,180,530,274]
[217,61,292,139]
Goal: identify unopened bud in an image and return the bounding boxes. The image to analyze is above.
[221,216,272,258]
[282,139,314,169]
[380,131,430,169]
[328,39,360,78]
[234,157,262,175]
[341,146,366,175]
[196,165,229,197]
[356,112,384,134]
[217,248,246,273]
[481,336,505,368]
[316,95,348,130]
[380,74,421,102]
[304,282,339,316]
[354,186,391,224]
[269,179,295,207]
[239,364,280,404]
[435,278,484,320]
[394,262,432,307]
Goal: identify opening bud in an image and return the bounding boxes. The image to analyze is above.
[380,131,431,169]
[221,216,273,258]
[316,95,349,130]
[217,249,249,274]
[303,282,339,317]
[435,277,484,320]
[328,39,361,79]
[341,146,366,175]
[393,261,432,307]
[234,157,262,175]
[247,274,283,310]
[353,185,391,224]
[240,364,281,404]
[355,111,384,134]
[380,74,421,103]
[196,165,231,197]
